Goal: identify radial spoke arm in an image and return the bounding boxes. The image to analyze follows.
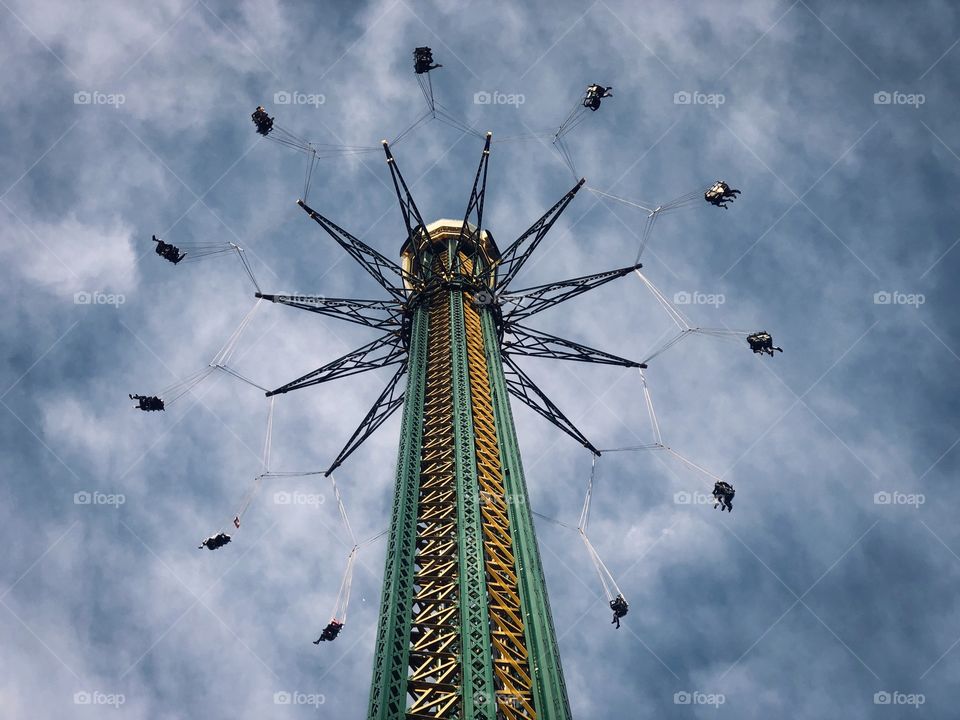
[502,324,645,368]
[324,364,407,475]
[502,355,600,454]
[488,178,585,290]
[297,199,408,301]
[383,142,432,277]
[452,132,492,274]
[266,332,406,396]
[256,292,403,330]
[501,263,641,321]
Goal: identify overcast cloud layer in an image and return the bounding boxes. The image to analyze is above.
[2,0,960,718]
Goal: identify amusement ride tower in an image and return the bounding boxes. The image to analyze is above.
[260,135,643,719]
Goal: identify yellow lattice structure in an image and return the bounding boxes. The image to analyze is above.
[407,278,462,719]
[463,287,536,718]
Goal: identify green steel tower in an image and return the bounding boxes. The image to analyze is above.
[263,136,643,719]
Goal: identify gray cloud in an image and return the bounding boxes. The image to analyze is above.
[3,0,960,717]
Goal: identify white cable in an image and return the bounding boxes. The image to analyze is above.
[586,187,657,214]
[578,454,598,532]
[662,445,722,482]
[232,246,261,295]
[598,444,663,453]
[634,270,690,331]
[358,528,388,547]
[158,366,215,403]
[532,511,577,531]
[639,329,693,366]
[636,209,659,262]
[332,547,358,622]
[262,397,275,473]
[211,299,262,367]
[233,473,264,528]
[639,368,663,446]
[579,530,622,602]
[213,365,268,392]
[328,474,357,547]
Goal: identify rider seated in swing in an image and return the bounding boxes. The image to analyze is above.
[152,235,186,264]
[583,84,613,111]
[413,47,441,74]
[746,331,782,356]
[199,531,232,550]
[313,619,344,643]
[610,594,629,629]
[712,481,735,512]
[129,394,165,411]
[251,105,274,136]
[704,180,741,208]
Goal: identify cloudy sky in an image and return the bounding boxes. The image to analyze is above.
[3,0,960,717]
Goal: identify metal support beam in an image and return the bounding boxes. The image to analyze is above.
[383,141,433,278]
[256,293,403,331]
[266,332,406,396]
[368,307,429,720]
[298,199,408,301]
[502,324,645,368]
[451,132,492,275]
[501,355,600,455]
[449,289,497,719]
[481,309,573,719]
[324,364,407,476]
[502,264,641,321]
[488,179,585,291]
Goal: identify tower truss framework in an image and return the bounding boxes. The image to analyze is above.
[264,137,644,719]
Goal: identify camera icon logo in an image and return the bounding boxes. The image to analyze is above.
[673,91,692,105]
[873,291,891,304]
[673,491,692,505]
[74,91,92,105]
[74,291,92,304]
[673,291,691,305]
[74,491,92,505]
[273,491,292,505]
[274,691,292,705]
[874,91,892,105]
[74,691,92,704]
[674,691,692,704]
[274,91,292,105]
[474,91,492,105]
[873,492,891,505]
[472,290,495,306]
[874,691,891,704]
